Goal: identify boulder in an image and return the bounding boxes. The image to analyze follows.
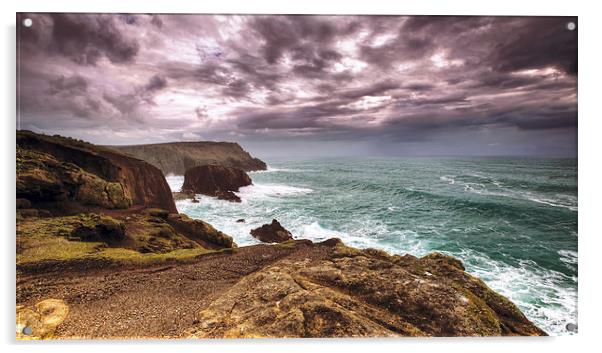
[181,164,251,203]
[250,219,293,243]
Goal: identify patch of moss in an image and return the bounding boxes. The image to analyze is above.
[274,239,297,249]
[17,214,214,267]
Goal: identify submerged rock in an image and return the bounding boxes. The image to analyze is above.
[181,164,251,203]
[250,219,293,243]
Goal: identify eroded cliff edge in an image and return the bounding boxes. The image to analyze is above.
[111,141,267,175]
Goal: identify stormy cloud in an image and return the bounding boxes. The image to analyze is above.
[17,14,577,157]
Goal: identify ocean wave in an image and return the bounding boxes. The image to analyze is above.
[444,174,578,211]
[454,248,578,335]
[237,183,313,201]
[249,166,301,174]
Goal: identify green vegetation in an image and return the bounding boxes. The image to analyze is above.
[16,214,214,267]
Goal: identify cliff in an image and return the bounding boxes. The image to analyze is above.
[111,141,267,175]
[17,130,177,213]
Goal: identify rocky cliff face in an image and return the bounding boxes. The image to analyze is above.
[17,130,176,213]
[112,141,267,175]
[181,164,252,202]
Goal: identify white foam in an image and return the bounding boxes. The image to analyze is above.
[249,166,297,174]
[453,248,578,335]
[237,183,313,201]
[165,174,184,192]
[440,175,456,184]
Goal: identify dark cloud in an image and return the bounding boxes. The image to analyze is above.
[48,75,88,95]
[144,75,168,92]
[489,17,577,75]
[17,14,577,155]
[19,13,139,66]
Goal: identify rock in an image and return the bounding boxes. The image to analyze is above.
[16,198,32,209]
[181,164,251,203]
[215,190,241,203]
[186,245,546,338]
[18,208,39,218]
[191,198,200,203]
[16,299,69,340]
[236,219,245,223]
[17,130,176,213]
[167,213,236,249]
[250,219,293,243]
[172,191,195,201]
[70,214,125,242]
[142,208,170,220]
[112,141,267,175]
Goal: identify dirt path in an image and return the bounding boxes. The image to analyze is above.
[16,241,333,339]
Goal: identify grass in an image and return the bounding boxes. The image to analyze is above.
[16,215,215,267]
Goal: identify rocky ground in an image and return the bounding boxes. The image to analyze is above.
[17,239,546,339]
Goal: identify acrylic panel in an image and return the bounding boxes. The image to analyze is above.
[16,13,577,339]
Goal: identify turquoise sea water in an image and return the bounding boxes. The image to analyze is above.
[167,157,578,335]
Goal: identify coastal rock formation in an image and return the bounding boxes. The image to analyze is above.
[250,219,293,243]
[187,240,546,338]
[181,164,252,203]
[167,213,236,248]
[17,130,176,213]
[112,141,267,175]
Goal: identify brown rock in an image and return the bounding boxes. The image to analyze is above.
[181,164,251,203]
[250,219,293,243]
[167,213,236,249]
[17,130,176,213]
[16,198,32,209]
[186,244,546,338]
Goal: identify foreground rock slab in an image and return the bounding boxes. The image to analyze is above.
[186,240,546,338]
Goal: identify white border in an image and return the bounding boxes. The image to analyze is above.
[2,1,600,352]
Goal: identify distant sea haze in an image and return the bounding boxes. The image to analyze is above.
[168,156,578,336]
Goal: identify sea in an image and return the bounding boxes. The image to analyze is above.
[166,157,578,336]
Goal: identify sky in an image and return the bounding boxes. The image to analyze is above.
[17,14,577,158]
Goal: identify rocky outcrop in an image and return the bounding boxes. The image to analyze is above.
[17,147,133,212]
[250,219,293,243]
[167,213,236,248]
[112,141,267,175]
[181,165,252,203]
[186,240,546,338]
[17,130,176,213]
